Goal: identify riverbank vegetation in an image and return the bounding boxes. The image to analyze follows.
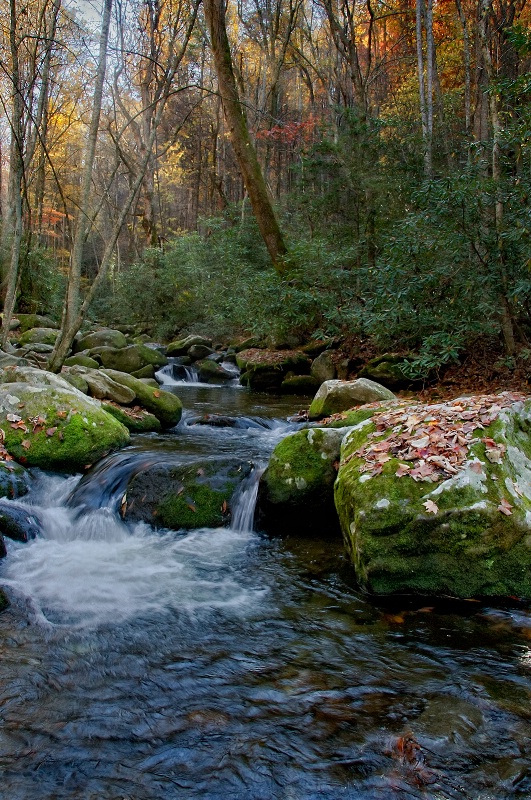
[0,0,530,385]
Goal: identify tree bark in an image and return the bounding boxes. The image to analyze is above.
[204,0,287,271]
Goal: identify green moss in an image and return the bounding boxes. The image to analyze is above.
[157,483,228,529]
[102,369,182,427]
[102,403,162,433]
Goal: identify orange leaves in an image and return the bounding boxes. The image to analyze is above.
[498,498,513,516]
[423,499,439,514]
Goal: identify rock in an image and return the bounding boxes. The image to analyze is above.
[171,356,192,366]
[237,349,311,392]
[301,338,338,357]
[74,328,128,352]
[62,372,89,394]
[195,359,234,383]
[257,427,346,536]
[280,375,320,394]
[16,314,58,333]
[230,336,264,353]
[19,343,54,354]
[0,367,129,470]
[0,352,29,369]
[334,395,531,599]
[123,459,252,530]
[308,379,395,420]
[0,586,8,608]
[166,335,212,357]
[0,461,31,499]
[18,327,58,346]
[311,351,337,384]
[358,354,413,389]
[188,344,215,360]
[102,403,162,433]
[69,368,136,404]
[139,378,160,388]
[64,354,100,369]
[102,369,182,428]
[131,365,155,379]
[96,344,168,374]
[0,500,41,542]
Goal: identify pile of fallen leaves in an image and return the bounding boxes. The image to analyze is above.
[341,392,528,489]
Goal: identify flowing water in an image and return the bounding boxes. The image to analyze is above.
[0,375,530,799]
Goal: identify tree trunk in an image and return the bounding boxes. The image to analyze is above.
[204,0,287,271]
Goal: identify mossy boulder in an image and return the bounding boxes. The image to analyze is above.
[0,500,42,542]
[0,368,129,470]
[334,396,531,599]
[123,459,252,530]
[18,327,58,347]
[16,314,58,333]
[102,403,162,433]
[166,335,212,357]
[280,375,320,394]
[95,344,167,374]
[257,427,346,536]
[102,369,182,428]
[310,351,337,384]
[358,354,414,389]
[237,349,311,392]
[131,365,155,379]
[66,367,136,404]
[64,354,100,369]
[308,378,395,420]
[196,359,234,383]
[74,328,127,352]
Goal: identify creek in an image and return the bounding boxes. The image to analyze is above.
[0,370,530,799]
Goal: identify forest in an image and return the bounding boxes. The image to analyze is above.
[0,0,530,383]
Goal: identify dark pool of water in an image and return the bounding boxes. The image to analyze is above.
[0,381,530,799]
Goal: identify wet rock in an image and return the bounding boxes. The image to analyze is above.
[103,403,162,433]
[188,344,215,360]
[102,369,182,428]
[0,461,31,499]
[257,428,346,537]
[74,328,127,352]
[335,395,531,599]
[0,367,129,470]
[0,586,8,608]
[308,378,395,420]
[131,365,155,379]
[280,375,320,395]
[196,359,234,383]
[0,500,41,542]
[191,414,239,428]
[123,459,252,530]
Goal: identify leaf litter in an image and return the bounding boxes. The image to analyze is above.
[340,392,528,504]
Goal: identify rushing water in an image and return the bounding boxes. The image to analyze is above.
[0,377,530,799]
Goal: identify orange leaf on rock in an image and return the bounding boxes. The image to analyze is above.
[153,390,161,398]
[498,498,513,515]
[21,439,31,450]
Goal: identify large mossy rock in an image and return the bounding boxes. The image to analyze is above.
[0,367,129,470]
[257,427,346,536]
[102,369,182,428]
[66,367,136,404]
[334,394,531,599]
[123,459,252,530]
[16,314,58,333]
[358,354,413,389]
[166,335,212,357]
[195,359,234,384]
[95,344,167,374]
[64,354,100,369]
[74,328,127,352]
[237,349,311,392]
[18,327,59,347]
[102,403,162,433]
[308,378,395,420]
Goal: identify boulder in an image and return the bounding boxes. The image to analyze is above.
[102,403,162,433]
[308,378,395,420]
[237,349,311,392]
[96,344,168,374]
[0,461,31,499]
[311,351,337,384]
[334,393,531,599]
[358,354,413,389]
[188,344,214,360]
[68,367,136,404]
[74,328,127,352]
[62,372,89,394]
[102,369,182,428]
[257,427,346,536]
[131,365,155,380]
[64,354,100,369]
[0,352,29,369]
[280,375,320,395]
[123,459,252,530]
[0,500,41,542]
[0,367,129,470]
[195,359,234,384]
[0,587,8,609]
[18,327,58,347]
[16,314,58,333]
[166,335,212,357]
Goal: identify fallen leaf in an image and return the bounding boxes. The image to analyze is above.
[21,439,31,450]
[423,499,439,514]
[498,498,513,515]
[6,413,21,422]
[221,500,228,513]
[153,390,161,398]
[46,427,57,437]
[395,463,411,477]
[470,461,483,474]
[187,503,197,512]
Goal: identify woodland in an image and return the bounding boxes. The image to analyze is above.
[0,0,530,385]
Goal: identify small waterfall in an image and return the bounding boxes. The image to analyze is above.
[157,361,199,384]
[230,466,264,533]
